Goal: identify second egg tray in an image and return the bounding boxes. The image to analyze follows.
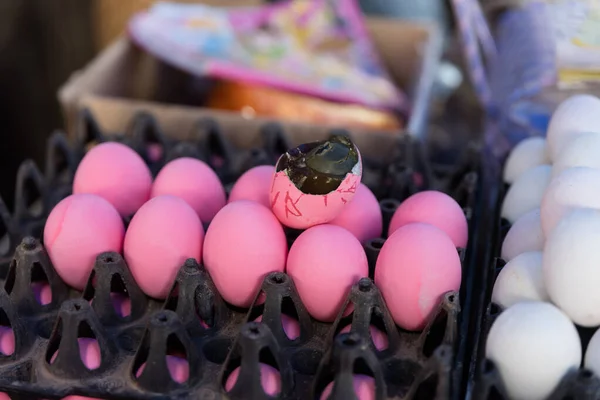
[467,170,600,400]
[0,109,486,399]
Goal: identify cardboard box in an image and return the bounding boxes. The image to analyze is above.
[60,4,441,160]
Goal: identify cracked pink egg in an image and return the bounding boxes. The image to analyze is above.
[269,135,362,229]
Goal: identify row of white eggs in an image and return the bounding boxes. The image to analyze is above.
[486,94,600,400]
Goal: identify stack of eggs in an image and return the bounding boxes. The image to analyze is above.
[487,94,600,400]
[5,134,468,400]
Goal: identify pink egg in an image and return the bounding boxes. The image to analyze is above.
[147,143,164,162]
[321,374,376,400]
[0,326,15,356]
[329,184,382,243]
[124,195,203,299]
[50,338,101,370]
[254,314,300,340]
[136,355,189,383]
[339,325,388,350]
[388,191,468,248]
[228,165,276,208]
[203,201,287,307]
[31,281,52,305]
[73,142,152,217]
[0,395,9,400]
[375,223,461,331]
[225,364,281,395]
[44,194,125,290]
[269,136,362,229]
[286,225,368,322]
[151,157,226,223]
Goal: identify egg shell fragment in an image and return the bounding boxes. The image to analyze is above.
[151,157,226,224]
[124,195,203,299]
[228,165,275,208]
[492,252,548,309]
[503,137,549,184]
[543,208,600,327]
[270,169,361,230]
[540,167,600,237]
[485,302,581,400]
[203,200,287,308]
[44,194,125,290]
[501,165,551,224]
[501,208,544,261]
[73,142,153,217]
[286,225,368,322]
[375,223,461,331]
[388,190,468,248]
[546,94,600,161]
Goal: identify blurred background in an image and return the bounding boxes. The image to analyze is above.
[0,0,482,211]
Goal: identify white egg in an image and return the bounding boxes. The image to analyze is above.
[503,137,550,184]
[501,208,544,261]
[492,252,548,309]
[486,302,581,400]
[585,328,600,378]
[546,94,600,161]
[553,132,600,178]
[501,165,552,224]
[544,208,600,327]
[540,167,600,236]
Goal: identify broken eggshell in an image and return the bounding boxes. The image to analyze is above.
[269,136,362,229]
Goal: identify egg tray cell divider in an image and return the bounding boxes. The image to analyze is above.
[466,159,600,400]
[0,109,484,399]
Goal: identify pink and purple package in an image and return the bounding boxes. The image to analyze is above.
[128,0,407,112]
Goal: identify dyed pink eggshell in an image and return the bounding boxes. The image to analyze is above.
[330,183,382,243]
[151,157,226,223]
[340,325,388,351]
[254,314,300,340]
[225,364,281,395]
[203,200,287,307]
[389,191,468,248]
[136,355,189,383]
[124,195,203,299]
[228,165,276,208]
[78,338,101,370]
[375,223,461,331]
[73,142,152,217]
[270,170,361,229]
[321,375,376,400]
[286,225,368,322]
[0,326,14,356]
[44,194,125,290]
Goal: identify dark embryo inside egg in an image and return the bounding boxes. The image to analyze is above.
[276,135,360,195]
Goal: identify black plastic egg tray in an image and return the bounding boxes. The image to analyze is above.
[467,162,600,400]
[0,110,485,400]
